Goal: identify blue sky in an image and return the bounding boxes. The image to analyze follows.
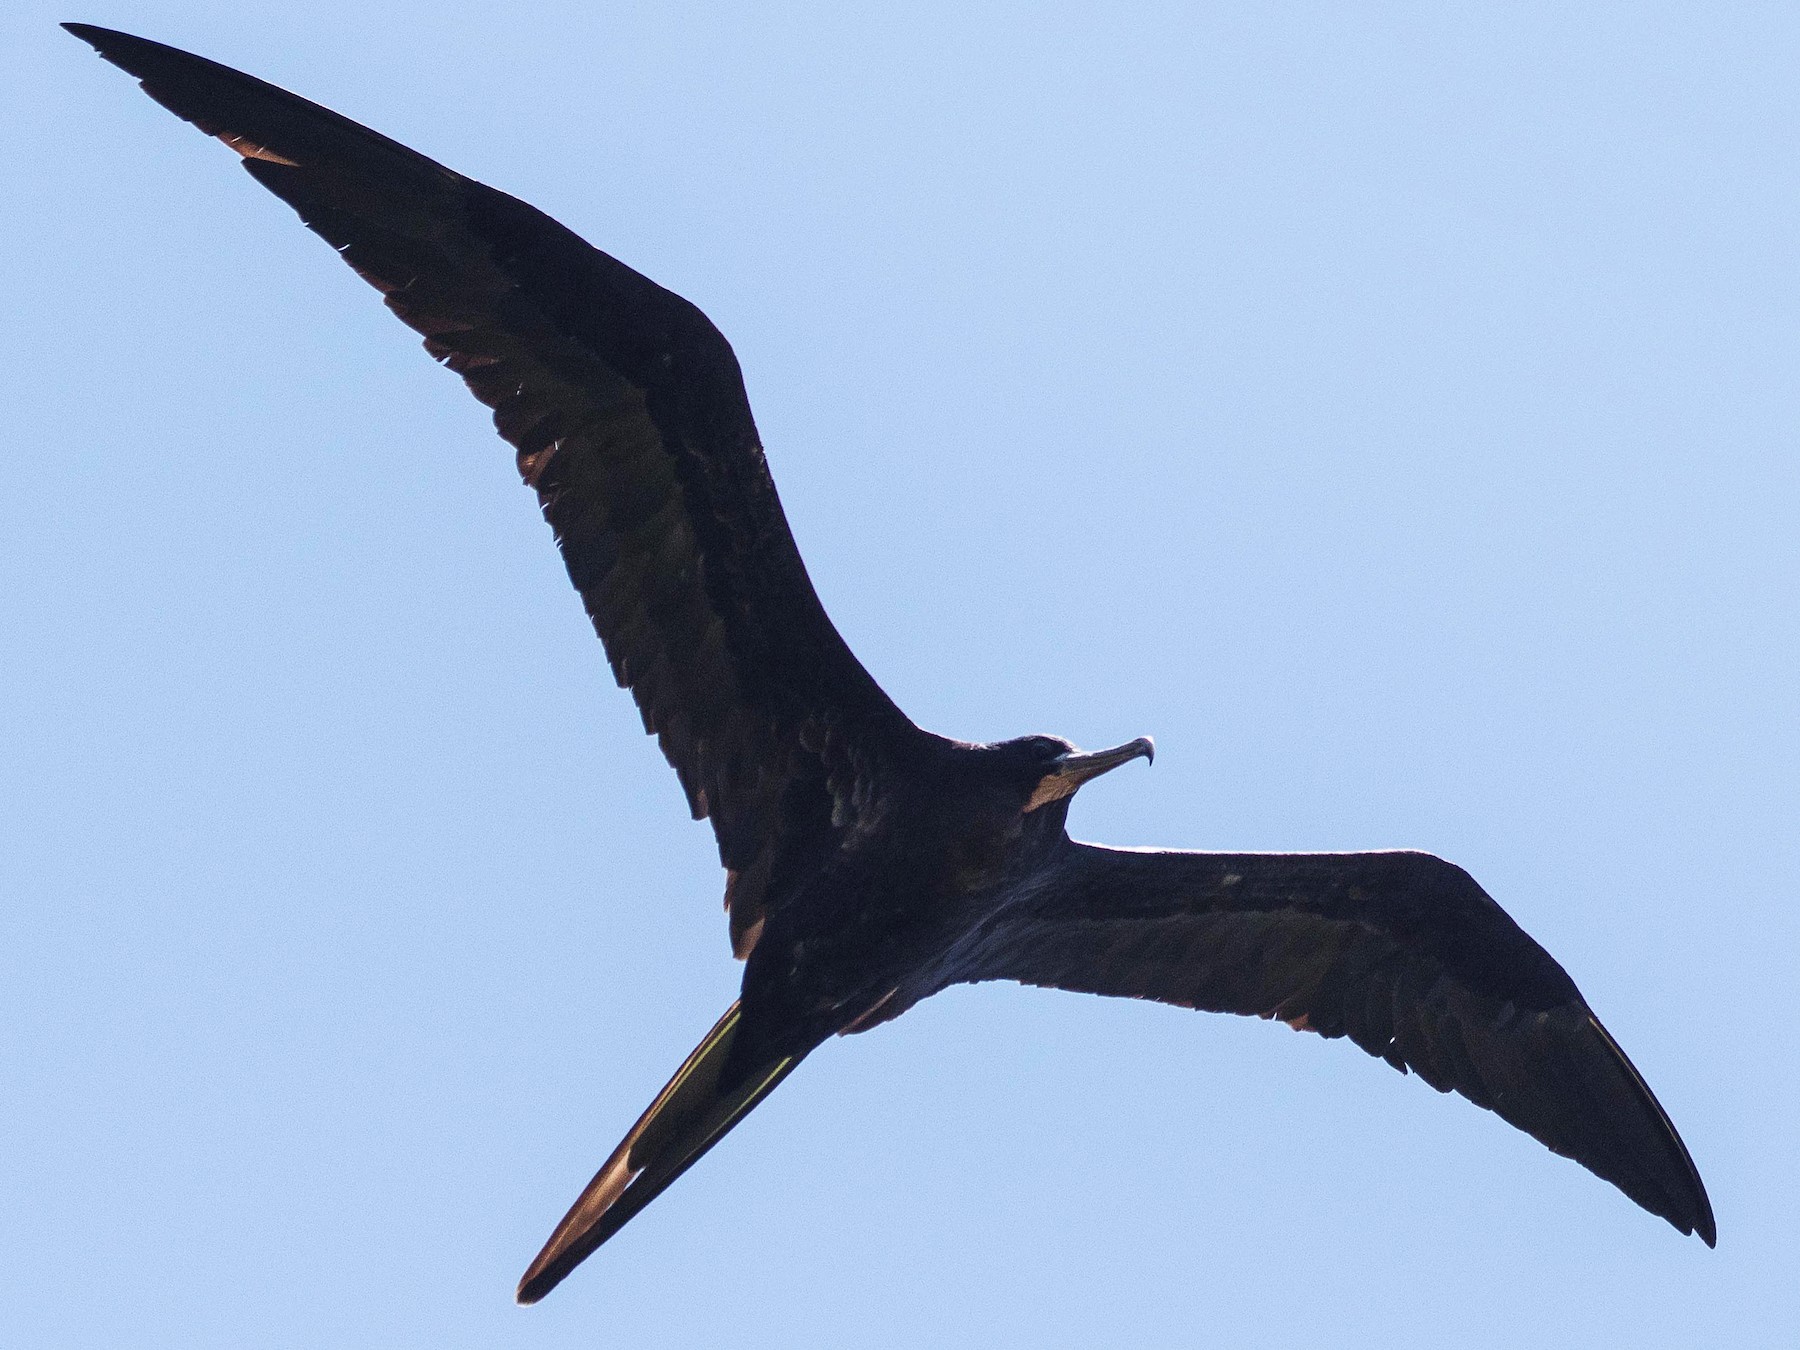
[6,2,1795,1345]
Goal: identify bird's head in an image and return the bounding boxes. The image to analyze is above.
[992,734,1156,818]
[935,735,1156,890]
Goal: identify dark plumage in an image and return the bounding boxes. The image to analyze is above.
[66,22,1715,1307]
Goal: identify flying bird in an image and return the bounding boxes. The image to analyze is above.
[66,23,1715,1305]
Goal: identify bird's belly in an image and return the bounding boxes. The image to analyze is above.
[750,878,969,1037]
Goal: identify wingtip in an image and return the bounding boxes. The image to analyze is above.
[1695,1202,1718,1249]
[61,23,200,86]
[62,22,134,54]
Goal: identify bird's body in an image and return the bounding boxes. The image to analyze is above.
[66,22,1715,1309]
[737,734,1130,1061]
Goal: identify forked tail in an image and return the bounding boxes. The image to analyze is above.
[516,1000,803,1304]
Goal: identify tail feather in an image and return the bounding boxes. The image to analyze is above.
[516,1001,803,1304]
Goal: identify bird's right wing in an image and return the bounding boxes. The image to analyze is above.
[947,843,1714,1245]
[68,25,923,956]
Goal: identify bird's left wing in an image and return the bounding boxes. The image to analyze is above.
[66,25,923,956]
[946,842,1714,1245]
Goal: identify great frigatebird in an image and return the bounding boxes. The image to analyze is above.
[65,23,1715,1306]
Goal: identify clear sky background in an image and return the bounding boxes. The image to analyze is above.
[5,2,1795,1345]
